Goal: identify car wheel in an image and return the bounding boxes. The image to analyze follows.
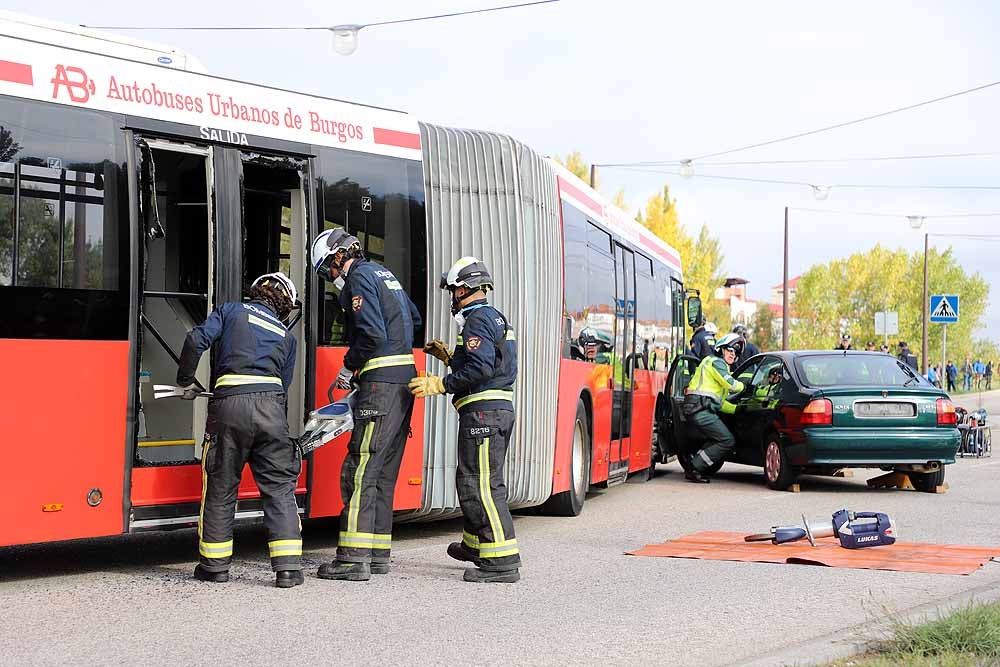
[542,399,590,516]
[910,467,945,493]
[763,433,798,490]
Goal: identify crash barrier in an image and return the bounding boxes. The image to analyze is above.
[956,407,991,458]
[627,531,1000,575]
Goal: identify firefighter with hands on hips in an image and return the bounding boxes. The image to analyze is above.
[310,228,421,581]
[410,257,521,583]
[177,272,304,588]
[682,332,746,484]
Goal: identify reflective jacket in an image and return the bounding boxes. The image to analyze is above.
[685,353,744,414]
[690,328,716,360]
[178,300,296,398]
[340,259,421,383]
[444,300,517,414]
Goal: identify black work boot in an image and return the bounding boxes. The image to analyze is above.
[317,561,371,581]
[275,570,304,588]
[370,559,390,575]
[193,564,230,583]
[463,567,519,583]
[685,470,710,484]
[447,542,482,566]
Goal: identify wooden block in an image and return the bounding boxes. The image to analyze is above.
[789,483,801,493]
[934,483,950,494]
[866,470,913,490]
[831,469,854,479]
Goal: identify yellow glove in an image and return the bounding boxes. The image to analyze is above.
[409,375,445,398]
[423,339,452,366]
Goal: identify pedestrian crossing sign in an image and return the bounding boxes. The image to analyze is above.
[929,294,959,323]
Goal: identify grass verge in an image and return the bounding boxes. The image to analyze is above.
[827,600,1000,666]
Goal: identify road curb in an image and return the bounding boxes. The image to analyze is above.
[733,572,1000,667]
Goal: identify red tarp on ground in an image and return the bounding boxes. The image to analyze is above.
[628,531,1000,575]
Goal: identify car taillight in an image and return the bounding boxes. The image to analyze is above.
[801,398,833,425]
[936,398,957,425]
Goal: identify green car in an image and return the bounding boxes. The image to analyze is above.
[660,351,961,492]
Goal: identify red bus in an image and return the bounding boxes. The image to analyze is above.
[0,12,685,548]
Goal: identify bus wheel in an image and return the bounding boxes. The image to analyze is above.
[542,399,591,517]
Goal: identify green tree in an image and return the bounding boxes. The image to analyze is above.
[750,304,779,351]
[791,244,990,366]
[0,126,20,162]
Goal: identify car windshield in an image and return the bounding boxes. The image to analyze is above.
[795,354,925,387]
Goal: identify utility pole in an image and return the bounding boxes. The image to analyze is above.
[589,164,596,189]
[921,232,929,374]
[782,206,789,350]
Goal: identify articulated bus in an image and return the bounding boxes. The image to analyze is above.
[0,12,686,548]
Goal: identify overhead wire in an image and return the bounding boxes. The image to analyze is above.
[599,151,1000,168]
[83,0,559,30]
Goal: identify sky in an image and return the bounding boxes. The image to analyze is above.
[9,0,1000,338]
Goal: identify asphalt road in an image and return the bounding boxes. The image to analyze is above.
[2,390,999,667]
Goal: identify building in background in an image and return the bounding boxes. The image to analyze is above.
[715,277,757,325]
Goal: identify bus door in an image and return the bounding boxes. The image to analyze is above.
[128,137,310,528]
[670,277,686,361]
[609,243,636,481]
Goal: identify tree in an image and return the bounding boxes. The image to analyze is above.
[0,126,21,162]
[554,151,594,187]
[791,244,991,365]
[750,304,780,352]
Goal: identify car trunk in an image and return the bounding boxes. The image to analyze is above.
[816,387,941,428]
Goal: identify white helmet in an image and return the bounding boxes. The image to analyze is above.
[311,228,361,279]
[251,271,297,305]
[440,256,493,292]
[704,321,718,335]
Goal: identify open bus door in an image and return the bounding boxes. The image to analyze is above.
[126,135,311,530]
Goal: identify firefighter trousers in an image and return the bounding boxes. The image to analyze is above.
[683,396,736,474]
[199,392,302,572]
[337,381,413,564]
[456,409,521,572]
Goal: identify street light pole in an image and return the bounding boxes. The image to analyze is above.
[782,206,789,350]
[921,232,929,375]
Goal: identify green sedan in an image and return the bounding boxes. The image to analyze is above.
[660,351,961,491]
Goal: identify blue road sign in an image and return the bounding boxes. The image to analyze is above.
[929,294,959,323]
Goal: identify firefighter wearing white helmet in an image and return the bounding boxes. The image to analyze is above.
[689,317,717,361]
[681,332,746,483]
[410,256,521,583]
[176,272,303,588]
[309,227,422,582]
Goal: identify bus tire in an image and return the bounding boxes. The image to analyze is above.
[542,399,591,517]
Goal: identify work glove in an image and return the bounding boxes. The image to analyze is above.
[181,383,200,400]
[424,339,452,366]
[335,366,354,390]
[409,375,445,398]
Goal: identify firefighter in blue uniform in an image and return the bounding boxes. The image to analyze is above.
[410,257,521,583]
[683,332,746,484]
[690,320,717,360]
[310,228,421,581]
[177,272,304,588]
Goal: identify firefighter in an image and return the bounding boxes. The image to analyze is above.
[310,228,421,581]
[690,320,717,360]
[682,332,745,483]
[177,272,304,588]
[409,257,521,583]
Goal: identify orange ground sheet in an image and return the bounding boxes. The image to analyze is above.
[628,531,1000,575]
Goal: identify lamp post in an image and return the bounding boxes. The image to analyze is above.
[908,216,928,374]
[782,206,789,350]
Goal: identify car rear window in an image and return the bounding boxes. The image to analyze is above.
[795,354,926,387]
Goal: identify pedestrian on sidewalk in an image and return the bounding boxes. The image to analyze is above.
[986,361,994,391]
[946,361,957,393]
[962,357,974,391]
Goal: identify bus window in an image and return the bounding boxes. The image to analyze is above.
[0,98,128,340]
[561,202,588,360]
[315,149,426,346]
[584,242,615,364]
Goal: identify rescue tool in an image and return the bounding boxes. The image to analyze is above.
[296,390,357,455]
[744,509,897,549]
[152,384,213,399]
